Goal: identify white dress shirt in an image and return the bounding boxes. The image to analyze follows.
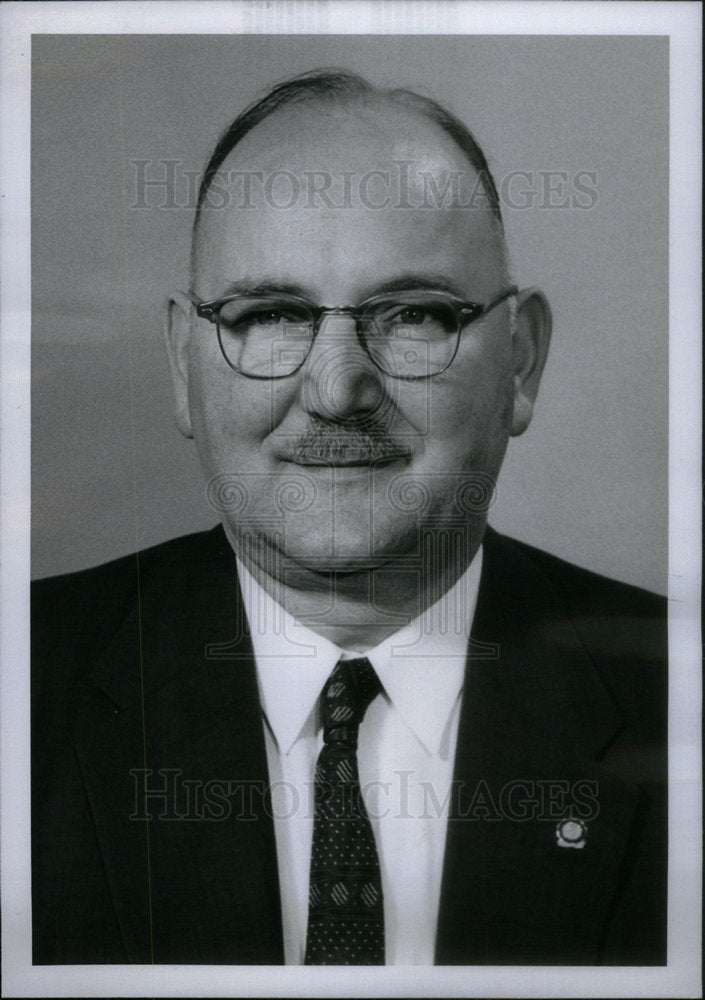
[236,549,482,965]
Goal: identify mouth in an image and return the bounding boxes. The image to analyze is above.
[291,455,409,468]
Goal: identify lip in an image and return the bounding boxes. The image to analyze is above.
[293,456,407,467]
[281,454,410,468]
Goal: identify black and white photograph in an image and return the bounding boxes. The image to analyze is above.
[1,2,701,997]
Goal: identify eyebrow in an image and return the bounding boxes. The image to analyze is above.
[220,278,315,298]
[218,274,469,301]
[367,275,468,298]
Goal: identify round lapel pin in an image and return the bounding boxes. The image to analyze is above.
[556,817,588,849]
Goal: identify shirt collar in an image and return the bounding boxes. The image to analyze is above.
[237,548,482,757]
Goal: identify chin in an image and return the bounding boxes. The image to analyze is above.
[284,543,387,575]
[290,524,420,574]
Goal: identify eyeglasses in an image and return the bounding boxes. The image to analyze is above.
[190,284,518,380]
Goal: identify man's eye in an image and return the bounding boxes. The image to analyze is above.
[252,309,286,325]
[373,302,455,341]
[231,307,308,330]
[396,307,428,326]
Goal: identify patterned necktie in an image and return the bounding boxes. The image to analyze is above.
[304,656,385,965]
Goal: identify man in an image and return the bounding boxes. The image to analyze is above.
[32,70,667,966]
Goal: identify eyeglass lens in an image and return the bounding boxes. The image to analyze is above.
[216,295,461,378]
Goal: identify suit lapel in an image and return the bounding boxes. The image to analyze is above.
[73,526,284,963]
[436,529,640,964]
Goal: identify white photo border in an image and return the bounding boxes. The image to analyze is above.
[1,2,701,997]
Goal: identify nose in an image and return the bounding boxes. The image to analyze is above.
[298,311,387,423]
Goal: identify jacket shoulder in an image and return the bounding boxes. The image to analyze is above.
[484,528,667,737]
[31,526,228,700]
[491,532,666,615]
[485,527,666,617]
[32,526,224,624]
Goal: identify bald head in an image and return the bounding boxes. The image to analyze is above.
[193,100,509,301]
[191,69,509,284]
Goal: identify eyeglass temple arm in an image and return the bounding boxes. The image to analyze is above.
[188,292,217,320]
[468,285,519,320]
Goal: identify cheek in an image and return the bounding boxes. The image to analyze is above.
[422,354,514,448]
[187,361,248,465]
[187,357,295,471]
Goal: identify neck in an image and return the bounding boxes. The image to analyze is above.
[227,522,485,652]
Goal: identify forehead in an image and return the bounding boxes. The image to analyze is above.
[193,100,505,297]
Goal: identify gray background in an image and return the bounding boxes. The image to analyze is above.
[32,34,668,591]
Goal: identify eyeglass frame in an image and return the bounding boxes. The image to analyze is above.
[188,284,519,381]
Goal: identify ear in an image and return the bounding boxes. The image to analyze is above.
[510,287,552,437]
[164,291,194,439]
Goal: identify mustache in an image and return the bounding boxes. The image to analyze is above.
[289,419,408,465]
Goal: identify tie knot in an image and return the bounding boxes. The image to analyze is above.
[321,657,381,745]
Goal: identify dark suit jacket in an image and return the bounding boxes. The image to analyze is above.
[31,525,667,965]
